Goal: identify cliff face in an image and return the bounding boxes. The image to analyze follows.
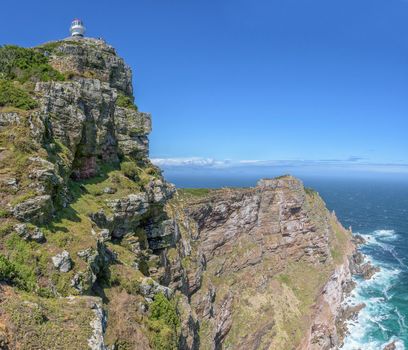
[165,178,355,350]
[0,38,355,350]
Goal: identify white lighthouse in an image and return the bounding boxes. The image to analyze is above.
[70,19,86,37]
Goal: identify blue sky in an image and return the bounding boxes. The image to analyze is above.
[1,0,407,177]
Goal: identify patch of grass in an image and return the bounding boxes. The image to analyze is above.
[0,221,14,238]
[0,208,9,218]
[304,187,318,196]
[178,188,211,198]
[116,92,138,111]
[3,233,48,292]
[3,293,95,349]
[10,190,37,206]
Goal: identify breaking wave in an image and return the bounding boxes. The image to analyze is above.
[341,229,406,350]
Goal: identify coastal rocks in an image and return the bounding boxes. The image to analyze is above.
[383,341,397,350]
[52,250,72,272]
[350,251,380,280]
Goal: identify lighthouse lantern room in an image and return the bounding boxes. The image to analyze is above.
[70,19,86,37]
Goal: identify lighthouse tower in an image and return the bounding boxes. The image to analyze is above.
[70,19,86,37]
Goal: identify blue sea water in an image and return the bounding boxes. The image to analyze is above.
[312,178,408,350]
[166,172,408,349]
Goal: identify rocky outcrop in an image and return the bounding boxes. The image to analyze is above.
[52,250,73,272]
[0,37,358,350]
[164,177,356,349]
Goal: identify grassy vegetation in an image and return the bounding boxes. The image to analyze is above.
[0,254,27,289]
[120,161,140,181]
[0,79,38,110]
[178,188,211,198]
[0,45,64,83]
[116,92,138,111]
[2,234,48,292]
[329,217,350,264]
[2,292,95,349]
[148,293,180,350]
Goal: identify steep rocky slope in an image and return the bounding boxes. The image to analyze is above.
[0,37,357,350]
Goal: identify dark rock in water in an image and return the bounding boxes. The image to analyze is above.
[350,251,380,280]
[383,340,396,350]
[352,234,366,246]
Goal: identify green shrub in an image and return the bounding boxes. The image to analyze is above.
[0,208,9,218]
[4,234,44,292]
[116,93,138,111]
[0,254,33,290]
[148,293,180,350]
[120,161,139,181]
[0,45,65,83]
[0,79,38,110]
[0,222,14,238]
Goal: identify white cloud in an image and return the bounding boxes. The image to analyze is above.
[151,156,408,173]
[151,157,228,167]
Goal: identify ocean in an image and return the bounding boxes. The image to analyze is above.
[165,172,408,349]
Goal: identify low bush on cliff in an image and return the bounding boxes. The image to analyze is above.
[0,45,64,83]
[0,79,38,110]
[0,254,33,290]
[116,92,138,111]
[120,161,140,181]
[148,293,180,350]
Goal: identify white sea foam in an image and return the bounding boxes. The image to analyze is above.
[341,230,405,349]
[367,229,398,242]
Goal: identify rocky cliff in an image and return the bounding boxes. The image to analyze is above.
[0,37,357,350]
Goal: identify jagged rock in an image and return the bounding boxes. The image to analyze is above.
[214,292,234,348]
[114,107,151,158]
[98,229,112,242]
[350,252,380,280]
[87,300,107,350]
[383,341,397,350]
[139,277,173,300]
[52,251,72,272]
[14,223,45,243]
[352,234,366,245]
[103,187,116,194]
[4,178,18,191]
[107,193,149,216]
[12,195,54,224]
[147,178,176,204]
[147,219,177,250]
[47,37,133,95]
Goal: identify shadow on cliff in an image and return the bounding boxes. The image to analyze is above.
[42,163,115,233]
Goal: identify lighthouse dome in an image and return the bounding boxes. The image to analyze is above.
[70,19,86,37]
